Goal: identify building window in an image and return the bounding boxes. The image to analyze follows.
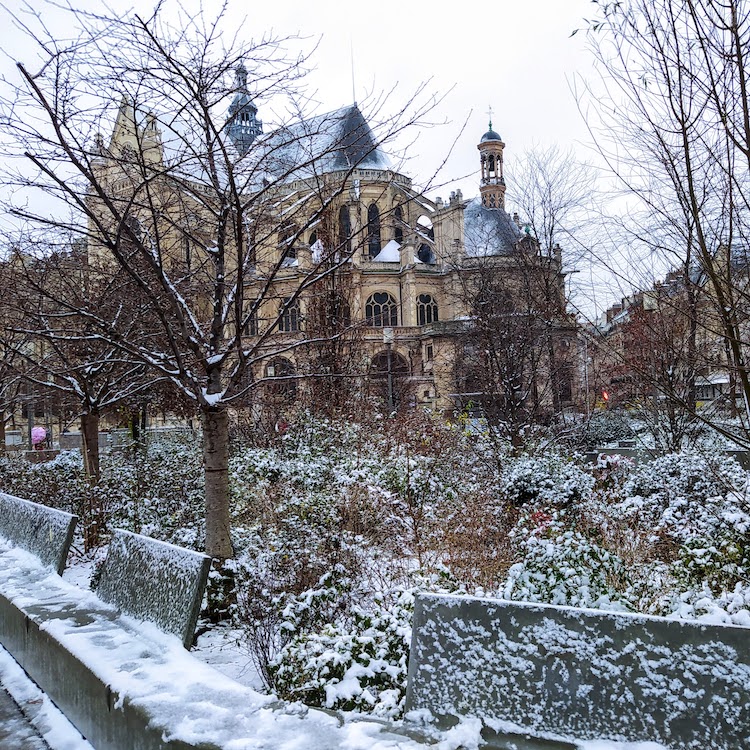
[417,244,435,264]
[339,205,351,254]
[367,203,381,257]
[278,297,300,332]
[365,292,398,327]
[394,205,404,244]
[243,309,258,336]
[279,223,297,260]
[265,357,296,401]
[416,294,439,326]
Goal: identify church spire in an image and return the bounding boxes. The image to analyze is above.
[477,110,506,209]
[226,62,262,155]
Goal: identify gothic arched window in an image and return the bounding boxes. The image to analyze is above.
[338,205,351,254]
[365,292,398,327]
[278,297,301,333]
[416,294,439,326]
[367,203,381,257]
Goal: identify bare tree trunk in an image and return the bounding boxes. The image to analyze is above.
[80,411,101,481]
[80,410,102,550]
[0,409,4,452]
[202,407,233,560]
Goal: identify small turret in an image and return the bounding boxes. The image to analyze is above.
[226,63,262,155]
[477,110,506,209]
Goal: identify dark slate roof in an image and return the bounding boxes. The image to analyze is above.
[480,128,502,142]
[254,104,390,182]
[464,197,524,256]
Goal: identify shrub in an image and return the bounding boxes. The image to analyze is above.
[269,580,413,718]
[499,455,594,509]
[503,526,629,609]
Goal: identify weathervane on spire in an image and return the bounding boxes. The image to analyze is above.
[486,104,494,130]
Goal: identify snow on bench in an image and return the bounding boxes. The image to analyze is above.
[0,541,439,750]
[94,529,211,649]
[405,593,750,750]
[0,491,77,575]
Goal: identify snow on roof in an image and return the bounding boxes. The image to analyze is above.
[464,197,524,257]
[246,104,391,185]
[115,101,391,195]
[371,239,401,263]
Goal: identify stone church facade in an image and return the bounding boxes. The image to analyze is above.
[97,67,577,422]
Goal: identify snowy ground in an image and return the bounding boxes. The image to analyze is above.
[0,645,92,750]
[61,548,265,690]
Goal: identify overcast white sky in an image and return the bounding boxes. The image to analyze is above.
[1,0,624,313]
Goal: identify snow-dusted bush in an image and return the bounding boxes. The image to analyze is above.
[0,433,205,550]
[565,410,634,450]
[656,581,750,627]
[499,455,594,509]
[269,578,413,718]
[503,526,629,609]
[620,452,750,592]
[622,451,746,528]
[106,435,205,547]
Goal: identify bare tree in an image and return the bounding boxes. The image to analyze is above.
[0,2,440,565]
[0,256,25,451]
[579,0,750,445]
[450,230,576,450]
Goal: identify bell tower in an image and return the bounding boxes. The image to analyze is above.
[477,111,506,209]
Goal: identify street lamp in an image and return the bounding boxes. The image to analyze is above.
[383,327,394,412]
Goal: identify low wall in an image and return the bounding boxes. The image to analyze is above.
[405,593,750,749]
[0,542,439,750]
[0,492,76,575]
[95,530,211,649]
[587,448,750,468]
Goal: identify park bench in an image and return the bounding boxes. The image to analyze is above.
[94,529,211,649]
[0,491,221,749]
[405,592,750,750]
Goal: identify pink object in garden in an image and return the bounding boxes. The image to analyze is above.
[31,426,47,445]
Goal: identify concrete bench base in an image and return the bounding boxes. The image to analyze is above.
[405,593,750,750]
[0,546,212,750]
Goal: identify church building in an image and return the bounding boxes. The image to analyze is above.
[95,65,577,426]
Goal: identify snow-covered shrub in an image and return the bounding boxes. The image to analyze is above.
[592,453,635,494]
[0,434,205,551]
[0,450,93,515]
[668,492,750,592]
[656,581,750,627]
[269,582,413,718]
[104,435,205,547]
[503,526,629,609]
[622,451,746,528]
[621,452,749,591]
[565,410,634,450]
[499,455,594,509]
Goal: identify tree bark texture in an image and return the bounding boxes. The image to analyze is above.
[202,407,233,560]
[80,411,102,550]
[80,411,101,482]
